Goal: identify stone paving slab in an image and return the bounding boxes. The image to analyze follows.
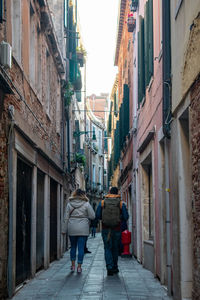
[10,234,173,300]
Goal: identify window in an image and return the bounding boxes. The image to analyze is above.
[36,26,42,99]
[138,0,154,105]
[98,130,102,154]
[141,154,153,240]
[99,167,102,190]
[144,0,154,87]
[46,51,51,116]
[0,0,3,23]
[138,16,145,104]
[12,0,22,63]
[92,164,96,188]
[64,0,68,28]
[29,4,36,87]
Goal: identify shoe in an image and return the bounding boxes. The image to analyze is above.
[70,265,75,272]
[107,269,114,276]
[112,267,119,274]
[84,249,91,254]
[77,266,82,274]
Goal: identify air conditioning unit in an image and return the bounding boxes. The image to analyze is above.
[0,41,12,68]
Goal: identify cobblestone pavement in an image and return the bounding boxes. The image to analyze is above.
[10,234,173,300]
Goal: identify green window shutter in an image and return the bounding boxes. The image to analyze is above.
[119,103,125,148]
[114,93,117,116]
[68,5,73,53]
[76,91,81,102]
[0,0,3,23]
[116,121,120,163]
[123,84,129,138]
[64,0,68,28]
[144,1,149,88]
[138,16,145,105]
[148,0,154,79]
[104,131,108,152]
[114,128,117,168]
[107,112,112,135]
[75,120,80,152]
[114,121,120,168]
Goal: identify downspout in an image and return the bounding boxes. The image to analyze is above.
[162,0,172,296]
[66,109,71,172]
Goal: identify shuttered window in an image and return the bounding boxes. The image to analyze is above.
[144,1,149,87]
[138,0,153,106]
[138,16,145,105]
[64,0,68,28]
[114,121,120,168]
[144,0,154,87]
[75,120,80,152]
[123,84,129,138]
[148,0,154,79]
[0,0,3,23]
[107,112,112,135]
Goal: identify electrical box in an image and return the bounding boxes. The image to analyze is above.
[0,41,12,68]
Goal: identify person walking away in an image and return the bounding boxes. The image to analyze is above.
[63,189,95,273]
[90,218,98,238]
[96,187,129,275]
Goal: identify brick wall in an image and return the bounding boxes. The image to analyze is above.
[191,75,200,300]
[0,111,9,299]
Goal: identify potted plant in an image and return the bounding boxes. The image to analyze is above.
[127,12,136,32]
[75,152,86,166]
[76,44,87,67]
[63,81,74,106]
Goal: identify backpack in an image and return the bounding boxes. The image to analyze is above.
[101,197,122,228]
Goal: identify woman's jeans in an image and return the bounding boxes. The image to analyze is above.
[102,229,121,270]
[69,236,87,264]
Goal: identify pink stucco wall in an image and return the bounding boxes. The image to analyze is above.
[136,0,163,279]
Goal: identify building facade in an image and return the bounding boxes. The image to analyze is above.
[170,1,200,299]
[0,0,79,297]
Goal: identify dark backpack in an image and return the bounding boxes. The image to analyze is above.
[101,197,122,228]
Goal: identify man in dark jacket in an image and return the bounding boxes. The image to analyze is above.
[96,186,129,275]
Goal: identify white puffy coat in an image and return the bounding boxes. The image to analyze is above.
[63,196,95,236]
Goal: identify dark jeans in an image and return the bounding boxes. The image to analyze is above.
[91,227,96,237]
[69,236,87,264]
[102,229,121,270]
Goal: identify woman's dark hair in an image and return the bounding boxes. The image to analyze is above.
[75,189,85,196]
[110,187,118,195]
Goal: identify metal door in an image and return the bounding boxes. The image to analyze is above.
[50,178,57,262]
[16,158,32,286]
[36,170,44,271]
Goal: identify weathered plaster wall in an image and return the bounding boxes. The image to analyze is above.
[171,1,200,113]
[191,76,200,300]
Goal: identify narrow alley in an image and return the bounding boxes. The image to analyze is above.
[10,234,172,300]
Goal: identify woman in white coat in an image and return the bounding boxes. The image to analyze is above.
[64,189,95,273]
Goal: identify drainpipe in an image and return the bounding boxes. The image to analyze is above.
[66,109,71,172]
[162,0,172,296]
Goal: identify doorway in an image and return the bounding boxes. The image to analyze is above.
[36,170,45,271]
[16,157,32,286]
[50,178,57,262]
